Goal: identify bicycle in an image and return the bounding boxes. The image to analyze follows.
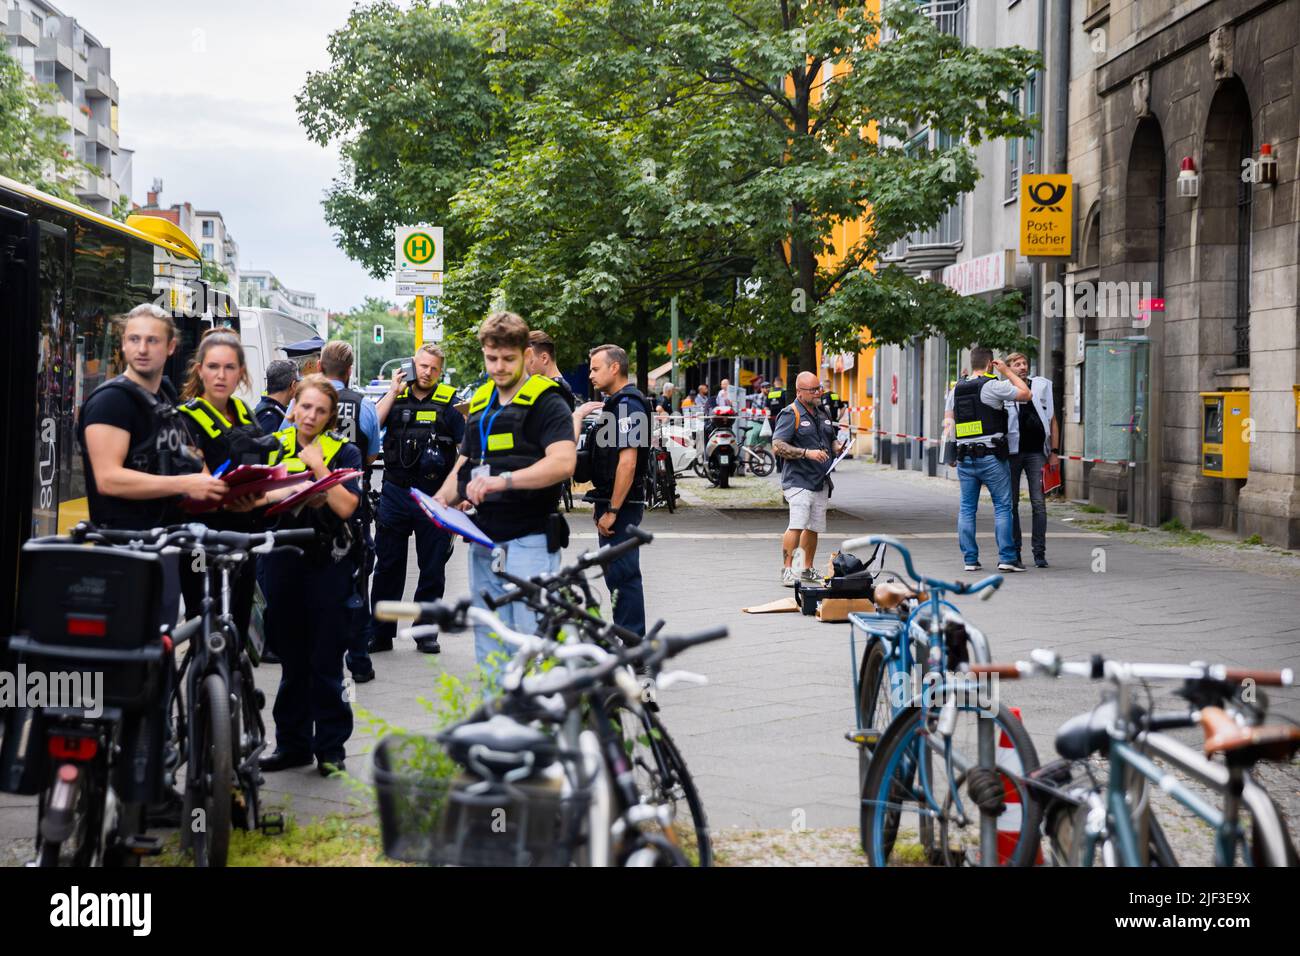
[644,446,677,513]
[972,650,1299,867]
[5,527,198,865]
[59,523,314,867]
[840,534,1043,867]
[376,527,721,865]
[374,593,724,863]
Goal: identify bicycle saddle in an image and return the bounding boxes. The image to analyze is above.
[443,716,557,776]
[1054,701,1146,760]
[872,582,915,610]
[1200,707,1300,763]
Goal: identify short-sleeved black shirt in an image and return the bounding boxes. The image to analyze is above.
[79,376,189,529]
[458,389,575,543]
[772,399,836,492]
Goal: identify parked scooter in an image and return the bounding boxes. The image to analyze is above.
[702,404,740,488]
[656,416,702,476]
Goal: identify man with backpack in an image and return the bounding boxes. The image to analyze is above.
[772,372,843,587]
[572,344,651,637]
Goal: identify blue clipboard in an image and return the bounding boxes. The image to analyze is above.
[409,488,497,548]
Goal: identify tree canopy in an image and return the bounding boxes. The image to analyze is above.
[0,49,90,202]
[299,0,1040,375]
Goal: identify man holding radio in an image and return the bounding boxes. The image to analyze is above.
[370,344,464,655]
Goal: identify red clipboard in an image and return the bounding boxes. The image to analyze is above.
[222,464,286,488]
[179,473,312,514]
[264,469,362,517]
[1042,458,1062,494]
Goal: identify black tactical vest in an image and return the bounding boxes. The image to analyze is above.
[382,383,458,490]
[457,375,562,510]
[952,374,1010,454]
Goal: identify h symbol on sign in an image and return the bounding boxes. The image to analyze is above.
[410,238,430,259]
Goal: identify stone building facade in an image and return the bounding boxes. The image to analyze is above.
[1067,0,1300,546]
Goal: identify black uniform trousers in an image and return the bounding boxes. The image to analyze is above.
[261,552,354,762]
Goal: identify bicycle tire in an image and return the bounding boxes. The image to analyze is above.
[856,641,891,793]
[665,469,677,513]
[232,663,262,832]
[105,801,145,868]
[749,448,775,478]
[861,704,1042,867]
[612,704,713,866]
[191,673,233,867]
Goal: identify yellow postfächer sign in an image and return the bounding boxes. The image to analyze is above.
[1019,174,1073,258]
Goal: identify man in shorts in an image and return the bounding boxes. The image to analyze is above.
[771,372,843,586]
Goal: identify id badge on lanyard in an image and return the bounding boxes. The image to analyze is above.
[475,387,505,481]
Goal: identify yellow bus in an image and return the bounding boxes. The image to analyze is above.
[1,175,238,633]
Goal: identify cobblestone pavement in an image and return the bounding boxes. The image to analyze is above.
[3,459,1297,865]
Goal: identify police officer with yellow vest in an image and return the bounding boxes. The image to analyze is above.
[258,374,363,776]
[765,376,790,420]
[177,330,284,642]
[435,312,576,682]
[371,344,465,656]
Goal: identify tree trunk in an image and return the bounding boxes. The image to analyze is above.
[636,335,649,394]
[799,330,817,378]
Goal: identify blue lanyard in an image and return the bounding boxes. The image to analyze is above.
[477,387,508,464]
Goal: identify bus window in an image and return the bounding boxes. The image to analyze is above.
[33,222,68,538]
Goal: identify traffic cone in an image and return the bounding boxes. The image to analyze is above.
[995,706,1042,865]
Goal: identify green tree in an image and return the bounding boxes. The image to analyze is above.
[0,49,89,201]
[328,297,419,384]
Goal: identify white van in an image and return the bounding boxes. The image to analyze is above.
[235,307,322,407]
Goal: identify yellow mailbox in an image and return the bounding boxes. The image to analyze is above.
[1201,391,1250,479]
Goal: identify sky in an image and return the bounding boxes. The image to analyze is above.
[58,0,393,313]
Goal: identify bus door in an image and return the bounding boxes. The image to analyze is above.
[1,205,35,635]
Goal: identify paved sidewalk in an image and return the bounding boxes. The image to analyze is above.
[3,460,1297,864]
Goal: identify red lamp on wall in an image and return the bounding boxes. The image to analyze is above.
[1257,143,1278,187]
[1177,156,1199,198]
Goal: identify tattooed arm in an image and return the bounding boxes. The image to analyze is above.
[773,439,805,460]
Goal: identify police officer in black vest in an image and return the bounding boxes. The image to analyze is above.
[527,330,577,411]
[77,304,228,827]
[435,312,576,684]
[79,305,228,528]
[311,342,381,680]
[942,348,1030,573]
[765,376,790,420]
[572,345,651,637]
[372,344,465,655]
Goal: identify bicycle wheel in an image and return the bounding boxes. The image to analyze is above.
[613,704,712,866]
[749,448,775,478]
[231,665,262,832]
[861,703,1042,867]
[36,766,101,867]
[664,468,677,513]
[855,641,893,793]
[190,673,233,867]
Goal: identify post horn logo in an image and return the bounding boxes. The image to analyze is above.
[1028,181,1067,212]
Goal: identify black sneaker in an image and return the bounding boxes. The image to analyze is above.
[415,637,441,655]
[1035,557,1050,568]
[997,561,1027,572]
[350,668,376,684]
[145,788,185,829]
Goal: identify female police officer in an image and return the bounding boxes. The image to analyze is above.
[177,329,283,641]
[258,374,362,776]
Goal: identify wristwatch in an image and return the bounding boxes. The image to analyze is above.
[1051,448,1061,455]
[501,471,513,491]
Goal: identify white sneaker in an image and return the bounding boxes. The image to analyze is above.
[782,567,798,588]
[800,568,822,585]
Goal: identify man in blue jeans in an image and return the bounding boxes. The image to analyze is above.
[435,312,577,684]
[573,344,651,638]
[943,347,1030,573]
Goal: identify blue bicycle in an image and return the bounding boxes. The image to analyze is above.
[841,535,1042,866]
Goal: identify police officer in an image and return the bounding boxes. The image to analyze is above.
[572,345,651,638]
[79,304,227,528]
[764,376,790,420]
[259,374,362,777]
[77,303,226,828]
[942,347,1030,573]
[526,330,577,411]
[371,344,465,655]
[256,359,299,434]
[821,379,845,423]
[312,342,381,681]
[177,329,284,642]
[435,312,576,683]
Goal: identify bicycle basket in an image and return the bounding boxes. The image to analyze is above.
[373,733,590,867]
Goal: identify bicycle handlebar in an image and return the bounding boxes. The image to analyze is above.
[969,650,1294,687]
[838,534,1002,599]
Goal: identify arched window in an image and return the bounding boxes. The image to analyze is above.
[1234,124,1252,367]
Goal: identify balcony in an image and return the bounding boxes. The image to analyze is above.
[883,1,968,45]
[76,172,115,202]
[881,198,964,276]
[72,105,89,136]
[86,67,116,101]
[73,48,88,81]
[90,121,113,149]
[37,36,74,72]
[5,9,40,46]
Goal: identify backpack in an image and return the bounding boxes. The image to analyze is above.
[573,412,600,485]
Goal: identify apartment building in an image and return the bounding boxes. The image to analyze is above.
[132,181,242,294]
[3,0,127,215]
[241,270,328,337]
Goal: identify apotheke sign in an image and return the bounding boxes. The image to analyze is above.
[941,250,1015,297]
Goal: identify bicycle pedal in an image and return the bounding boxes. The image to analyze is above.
[845,728,882,747]
[123,835,165,856]
[259,813,285,836]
